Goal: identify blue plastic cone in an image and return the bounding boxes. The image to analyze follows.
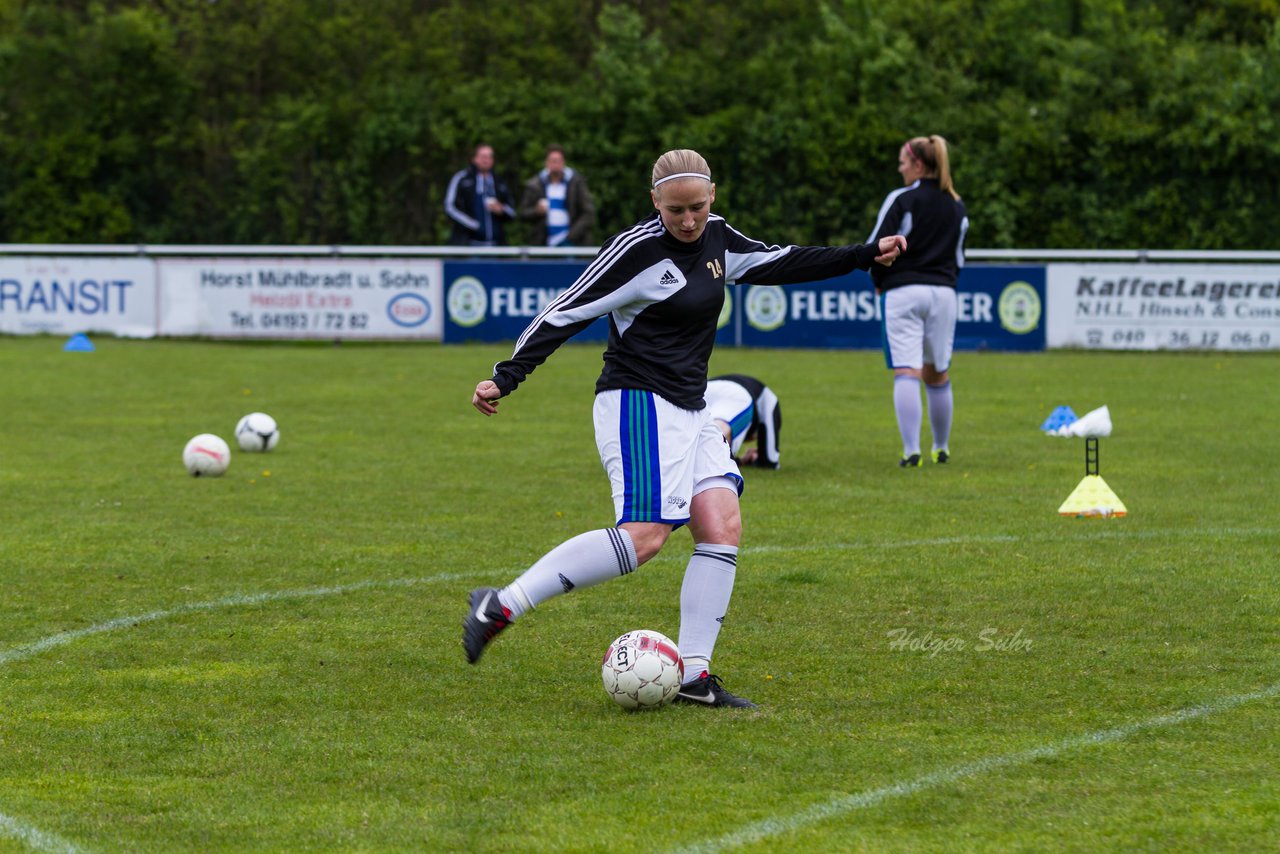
[63,333,95,352]
[1040,405,1077,432]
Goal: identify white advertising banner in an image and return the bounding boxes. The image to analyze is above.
[158,258,444,340]
[0,256,157,337]
[1047,263,1280,350]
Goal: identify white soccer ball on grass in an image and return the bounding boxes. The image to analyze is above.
[235,412,279,452]
[601,629,684,710]
[183,434,231,477]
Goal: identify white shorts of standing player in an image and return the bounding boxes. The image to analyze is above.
[882,284,958,371]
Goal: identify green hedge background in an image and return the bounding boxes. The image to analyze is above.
[1,0,1276,248]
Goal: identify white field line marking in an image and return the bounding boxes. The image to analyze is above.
[0,573,469,668]
[13,527,1261,666]
[674,682,1280,854]
[740,525,1276,556]
[0,571,468,854]
[742,534,1020,554]
[11,526,1265,667]
[0,815,84,854]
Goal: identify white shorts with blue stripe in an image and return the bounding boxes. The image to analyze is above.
[593,389,743,526]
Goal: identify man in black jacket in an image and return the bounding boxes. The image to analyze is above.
[444,144,517,246]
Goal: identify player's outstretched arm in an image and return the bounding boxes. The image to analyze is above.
[472,380,502,416]
[874,235,907,266]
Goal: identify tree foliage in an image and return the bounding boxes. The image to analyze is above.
[0,0,1276,247]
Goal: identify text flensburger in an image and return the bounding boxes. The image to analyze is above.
[443,262,1046,352]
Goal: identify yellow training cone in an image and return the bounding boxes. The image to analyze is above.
[1059,474,1127,518]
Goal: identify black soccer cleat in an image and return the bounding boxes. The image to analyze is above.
[899,454,923,468]
[462,587,512,664]
[674,672,758,709]
[932,449,950,464]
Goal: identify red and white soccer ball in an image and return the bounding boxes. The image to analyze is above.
[601,629,684,710]
[183,433,231,477]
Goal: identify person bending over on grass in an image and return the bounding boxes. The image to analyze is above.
[463,148,905,709]
[867,134,969,468]
[705,374,782,469]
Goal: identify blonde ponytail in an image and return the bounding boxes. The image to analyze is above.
[929,135,960,201]
[905,136,960,200]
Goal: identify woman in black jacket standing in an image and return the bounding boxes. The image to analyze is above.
[868,135,970,468]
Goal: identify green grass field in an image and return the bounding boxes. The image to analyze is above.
[1,336,1277,852]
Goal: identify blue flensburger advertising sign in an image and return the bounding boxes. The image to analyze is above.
[445,261,608,342]
[739,265,1045,350]
[444,261,737,347]
[444,260,1043,351]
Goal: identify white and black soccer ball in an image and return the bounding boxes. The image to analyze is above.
[601,629,684,710]
[235,412,279,452]
[183,433,231,477]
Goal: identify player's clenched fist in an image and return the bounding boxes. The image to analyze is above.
[472,380,502,415]
[874,235,907,266]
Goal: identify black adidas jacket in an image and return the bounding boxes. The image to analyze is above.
[867,178,969,292]
[444,165,517,246]
[491,212,882,410]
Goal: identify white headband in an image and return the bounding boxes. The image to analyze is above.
[652,171,712,188]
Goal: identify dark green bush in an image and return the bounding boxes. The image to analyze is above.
[1,0,1275,247]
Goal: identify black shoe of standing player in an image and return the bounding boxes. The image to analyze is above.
[674,672,758,709]
[899,453,923,468]
[462,587,511,664]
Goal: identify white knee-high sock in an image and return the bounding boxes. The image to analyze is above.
[498,528,637,619]
[926,381,953,452]
[894,375,923,457]
[678,544,738,683]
